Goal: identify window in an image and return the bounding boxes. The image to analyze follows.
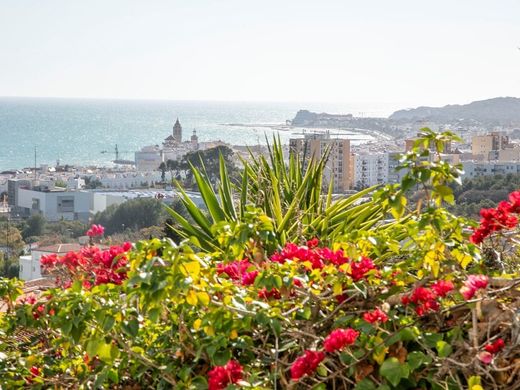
[57,196,74,212]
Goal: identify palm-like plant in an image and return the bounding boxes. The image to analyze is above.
[166,136,388,251]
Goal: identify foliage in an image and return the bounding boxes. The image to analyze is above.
[93,197,167,235]
[0,129,519,388]
[83,176,103,189]
[21,215,46,240]
[449,173,520,218]
[167,136,389,252]
[161,145,240,188]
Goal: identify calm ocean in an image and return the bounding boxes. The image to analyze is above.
[0,97,394,171]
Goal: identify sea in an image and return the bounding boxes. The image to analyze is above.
[0,97,395,171]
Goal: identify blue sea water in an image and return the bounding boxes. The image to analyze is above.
[0,97,393,171]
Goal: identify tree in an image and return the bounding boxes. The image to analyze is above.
[93,198,165,235]
[21,214,46,239]
[158,162,167,182]
[83,176,103,189]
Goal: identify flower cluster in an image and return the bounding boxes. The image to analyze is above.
[363,307,389,324]
[479,338,505,364]
[207,359,243,390]
[291,328,359,381]
[216,259,258,286]
[41,241,132,288]
[470,191,520,244]
[86,224,105,237]
[26,366,42,384]
[290,350,325,381]
[270,241,376,281]
[460,274,488,300]
[401,280,454,316]
[323,328,359,353]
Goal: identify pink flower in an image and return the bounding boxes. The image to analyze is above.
[216,259,258,286]
[460,275,489,300]
[207,359,243,390]
[323,328,359,353]
[86,224,105,237]
[478,351,493,364]
[363,308,389,324]
[290,350,325,380]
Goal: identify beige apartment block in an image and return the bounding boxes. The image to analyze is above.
[289,133,351,193]
[471,132,509,160]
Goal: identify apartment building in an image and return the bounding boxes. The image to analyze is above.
[352,153,389,189]
[289,132,351,193]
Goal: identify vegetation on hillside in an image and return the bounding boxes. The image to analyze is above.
[449,173,520,218]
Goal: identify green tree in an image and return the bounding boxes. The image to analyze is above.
[21,214,46,239]
[93,198,165,235]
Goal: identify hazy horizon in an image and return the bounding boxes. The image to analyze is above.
[1,0,519,108]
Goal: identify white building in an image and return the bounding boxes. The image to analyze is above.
[19,243,83,281]
[16,189,128,222]
[135,145,163,172]
[462,161,520,179]
[352,153,389,189]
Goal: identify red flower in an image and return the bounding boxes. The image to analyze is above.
[207,359,243,390]
[290,350,325,380]
[323,328,359,353]
[431,280,454,297]
[470,195,520,244]
[26,366,41,384]
[86,224,105,237]
[363,308,388,324]
[349,257,376,281]
[484,338,505,354]
[258,288,281,300]
[509,191,520,213]
[306,237,319,249]
[409,287,437,304]
[402,286,440,316]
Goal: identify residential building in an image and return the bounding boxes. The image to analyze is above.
[289,132,351,193]
[462,161,520,179]
[135,145,163,172]
[471,132,509,160]
[352,153,389,189]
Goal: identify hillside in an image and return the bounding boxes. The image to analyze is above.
[389,96,520,124]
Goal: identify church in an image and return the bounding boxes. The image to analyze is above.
[162,118,198,150]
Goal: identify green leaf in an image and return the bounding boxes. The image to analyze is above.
[354,378,377,390]
[379,358,410,387]
[436,340,452,358]
[407,351,432,370]
[213,350,231,366]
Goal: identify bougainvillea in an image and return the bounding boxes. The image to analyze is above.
[207,360,243,390]
[1,137,520,389]
[290,350,325,380]
[40,239,132,288]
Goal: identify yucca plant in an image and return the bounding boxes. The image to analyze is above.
[166,136,389,251]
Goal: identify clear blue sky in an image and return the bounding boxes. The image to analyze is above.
[1,0,519,107]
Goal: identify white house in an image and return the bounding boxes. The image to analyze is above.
[19,243,83,281]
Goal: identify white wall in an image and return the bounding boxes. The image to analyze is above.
[19,254,42,281]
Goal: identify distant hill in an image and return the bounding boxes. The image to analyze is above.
[389,97,520,125]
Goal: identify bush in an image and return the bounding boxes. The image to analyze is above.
[0,130,519,389]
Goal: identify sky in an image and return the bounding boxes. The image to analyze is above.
[0,0,519,108]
